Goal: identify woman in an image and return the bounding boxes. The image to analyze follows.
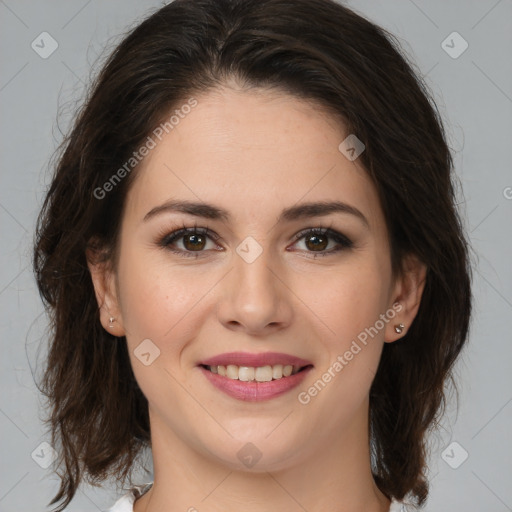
[33,0,472,511]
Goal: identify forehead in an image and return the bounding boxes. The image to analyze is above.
[123,87,385,231]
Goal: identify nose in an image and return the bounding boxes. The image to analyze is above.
[215,244,294,336]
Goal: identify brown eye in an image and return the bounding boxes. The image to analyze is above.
[182,233,207,251]
[291,227,354,257]
[159,226,221,258]
[304,232,329,251]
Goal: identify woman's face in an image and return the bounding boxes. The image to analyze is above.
[92,85,422,471]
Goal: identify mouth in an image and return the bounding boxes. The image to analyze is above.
[199,363,313,382]
[197,352,314,402]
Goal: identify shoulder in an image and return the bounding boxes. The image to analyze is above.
[107,483,153,512]
[107,484,413,512]
[107,493,134,512]
[389,498,420,512]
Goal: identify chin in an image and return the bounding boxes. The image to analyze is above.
[202,434,305,473]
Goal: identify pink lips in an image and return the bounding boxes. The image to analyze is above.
[200,351,312,368]
[198,351,313,402]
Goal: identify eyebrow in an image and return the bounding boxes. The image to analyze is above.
[143,199,369,228]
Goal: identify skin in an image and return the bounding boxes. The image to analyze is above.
[88,82,426,512]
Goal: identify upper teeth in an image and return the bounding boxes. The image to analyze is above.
[208,364,299,382]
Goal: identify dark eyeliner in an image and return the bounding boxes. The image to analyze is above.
[156,222,220,258]
[156,222,353,258]
[290,225,354,257]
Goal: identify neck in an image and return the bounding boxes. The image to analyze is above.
[134,399,391,512]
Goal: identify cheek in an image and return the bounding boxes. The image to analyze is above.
[116,245,213,352]
[294,261,390,408]
[115,247,217,406]
[305,260,391,349]
[296,266,389,426]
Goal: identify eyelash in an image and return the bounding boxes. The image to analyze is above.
[156,221,354,259]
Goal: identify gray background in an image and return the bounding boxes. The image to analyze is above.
[1,0,511,510]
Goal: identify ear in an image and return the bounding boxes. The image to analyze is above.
[86,244,126,337]
[385,253,427,343]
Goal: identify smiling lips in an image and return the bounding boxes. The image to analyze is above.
[198,351,314,401]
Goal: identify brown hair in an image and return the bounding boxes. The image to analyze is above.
[33,0,472,510]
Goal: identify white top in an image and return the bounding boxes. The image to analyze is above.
[107,483,413,511]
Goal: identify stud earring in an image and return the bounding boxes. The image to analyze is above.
[394,323,405,334]
[109,316,116,329]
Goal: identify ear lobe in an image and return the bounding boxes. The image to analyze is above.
[385,254,427,343]
[86,245,125,337]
